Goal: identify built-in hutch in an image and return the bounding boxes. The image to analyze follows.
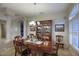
[36,20,52,41]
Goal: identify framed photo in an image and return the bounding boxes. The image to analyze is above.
[55,24,64,32]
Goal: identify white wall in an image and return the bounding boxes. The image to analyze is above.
[0,17,21,42]
[52,18,69,48]
[28,12,66,21]
[0,8,27,49]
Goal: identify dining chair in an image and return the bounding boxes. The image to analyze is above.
[21,48,31,56]
[42,41,59,56]
[13,36,24,56]
[56,35,64,49]
[29,44,38,56]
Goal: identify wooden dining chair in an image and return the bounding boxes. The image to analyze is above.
[28,44,38,56]
[21,48,31,56]
[56,35,64,49]
[13,36,24,56]
[42,41,59,56]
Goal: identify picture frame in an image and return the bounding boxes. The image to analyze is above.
[55,24,64,32]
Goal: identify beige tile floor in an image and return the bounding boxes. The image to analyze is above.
[0,47,77,56]
[58,49,73,56]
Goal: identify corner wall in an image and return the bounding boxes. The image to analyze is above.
[52,18,69,48]
[0,8,27,49]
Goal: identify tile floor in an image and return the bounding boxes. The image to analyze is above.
[0,46,78,56]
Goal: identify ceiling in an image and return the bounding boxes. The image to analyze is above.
[1,3,71,17]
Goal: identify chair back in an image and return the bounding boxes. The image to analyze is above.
[13,36,24,56]
[56,35,63,42]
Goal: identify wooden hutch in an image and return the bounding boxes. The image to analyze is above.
[36,20,52,41]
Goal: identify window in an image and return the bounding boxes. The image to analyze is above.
[69,4,79,20]
[69,4,79,51]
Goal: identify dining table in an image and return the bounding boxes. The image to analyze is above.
[24,39,54,56]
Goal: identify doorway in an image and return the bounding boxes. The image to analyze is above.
[20,20,24,37]
[0,20,6,39]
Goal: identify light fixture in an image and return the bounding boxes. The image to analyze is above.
[37,21,40,25]
[34,3,37,5]
[29,21,36,26]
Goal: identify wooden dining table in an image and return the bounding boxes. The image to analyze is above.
[24,40,54,56]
